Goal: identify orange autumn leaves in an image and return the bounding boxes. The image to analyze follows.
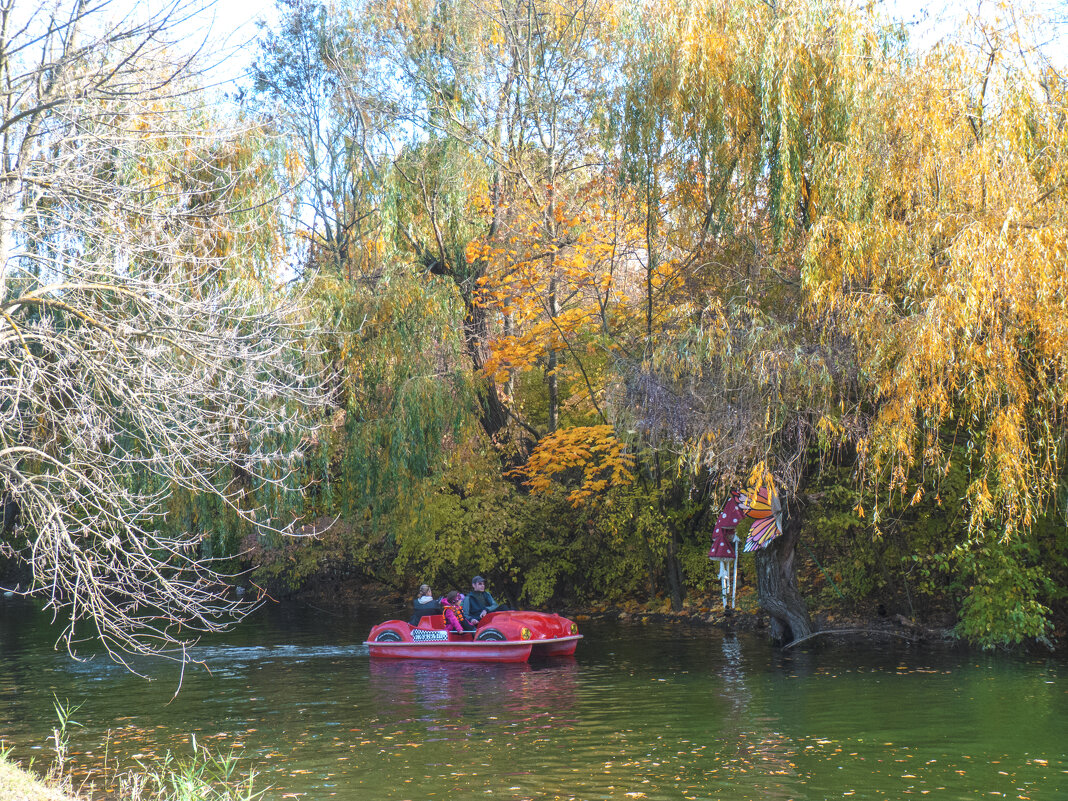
[512,424,635,506]
[467,184,643,504]
[469,186,637,388]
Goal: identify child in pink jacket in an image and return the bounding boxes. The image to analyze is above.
[440,590,471,632]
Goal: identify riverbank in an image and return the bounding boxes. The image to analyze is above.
[568,603,964,648]
[0,757,75,801]
[293,581,1067,653]
[0,747,261,801]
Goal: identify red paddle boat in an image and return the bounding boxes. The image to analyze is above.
[365,610,581,662]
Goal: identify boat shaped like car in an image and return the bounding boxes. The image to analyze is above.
[365,610,581,662]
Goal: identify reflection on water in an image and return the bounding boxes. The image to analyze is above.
[719,634,748,714]
[1,599,1066,800]
[369,658,579,722]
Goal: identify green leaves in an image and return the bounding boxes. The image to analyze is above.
[955,540,1056,647]
[308,266,475,521]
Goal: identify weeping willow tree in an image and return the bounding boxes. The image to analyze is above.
[251,0,489,590]
[804,9,1068,645]
[246,0,1068,645]
[232,260,478,592]
[312,266,475,511]
[611,0,874,642]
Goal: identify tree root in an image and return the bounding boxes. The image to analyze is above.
[782,628,921,649]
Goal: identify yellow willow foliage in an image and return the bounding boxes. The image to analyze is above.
[804,31,1068,538]
[639,0,875,249]
[614,2,882,495]
[513,424,635,506]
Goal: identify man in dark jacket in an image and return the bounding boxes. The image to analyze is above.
[462,576,503,621]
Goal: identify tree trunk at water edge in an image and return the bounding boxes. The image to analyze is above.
[754,498,812,645]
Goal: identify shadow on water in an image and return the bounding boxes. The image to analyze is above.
[1,600,1066,800]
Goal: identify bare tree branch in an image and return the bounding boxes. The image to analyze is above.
[0,0,325,668]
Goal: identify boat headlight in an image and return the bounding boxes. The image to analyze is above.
[570,622,579,635]
[520,627,532,640]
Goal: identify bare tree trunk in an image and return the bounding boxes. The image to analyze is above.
[546,185,559,433]
[462,298,510,438]
[665,533,684,611]
[754,498,813,645]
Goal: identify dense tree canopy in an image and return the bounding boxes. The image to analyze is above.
[4,0,1065,660]
[248,0,1066,648]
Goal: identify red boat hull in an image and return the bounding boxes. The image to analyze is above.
[531,637,580,657]
[365,610,581,662]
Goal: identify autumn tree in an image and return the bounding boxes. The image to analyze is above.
[250,0,495,598]
[0,0,322,665]
[619,0,1068,645]
[373,0,622,444]
[605,0,880,640]
[804,10,1068,644]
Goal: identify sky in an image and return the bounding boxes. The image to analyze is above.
[876,0,1067,67]
[194,0,1067,80]
[92,0,278,96]
[176,0,279,94]
[132,0,1066,100]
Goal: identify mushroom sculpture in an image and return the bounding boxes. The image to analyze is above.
[708,491,743,609]
[708,464,785,609]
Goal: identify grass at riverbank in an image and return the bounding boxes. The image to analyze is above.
[0,747,261,801]
[0,756,75,801]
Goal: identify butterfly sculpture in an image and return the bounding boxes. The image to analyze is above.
[738,464,784,553]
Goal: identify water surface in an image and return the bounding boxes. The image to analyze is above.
[1,599,1064,800]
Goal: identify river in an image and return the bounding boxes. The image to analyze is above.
[1,598,1065,800]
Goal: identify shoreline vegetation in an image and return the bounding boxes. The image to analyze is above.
[297,583,1066,655]
[2,0,1068,675]
[0,737,261,801]
[0,757,73,801]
